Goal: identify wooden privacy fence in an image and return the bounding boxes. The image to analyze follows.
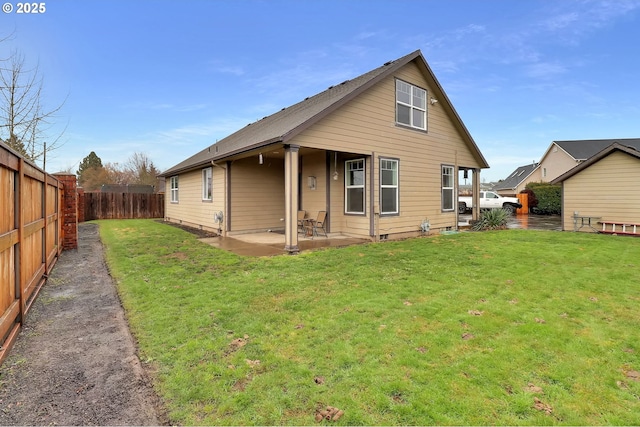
[0,142,65,365]
[83,191,164,220]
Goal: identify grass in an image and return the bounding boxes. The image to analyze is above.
[98,219,640,425]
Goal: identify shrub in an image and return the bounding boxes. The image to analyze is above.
[525,182,561,214]
[471,208,509,231]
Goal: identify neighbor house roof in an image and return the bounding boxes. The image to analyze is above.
[493,162,539,191]
[547,138,640,161]
[160,50,489,177]
[551,143,640,184]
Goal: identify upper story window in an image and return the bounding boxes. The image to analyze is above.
[202,167,212,201]
[170,176,179,203]
[396,79,427,130]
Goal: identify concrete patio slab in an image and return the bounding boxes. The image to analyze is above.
[199,232,370,257]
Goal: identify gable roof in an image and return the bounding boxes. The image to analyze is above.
[551,143,640,184]
[493,162,539,191]
[160,50,488,177]
[548,138,640,161]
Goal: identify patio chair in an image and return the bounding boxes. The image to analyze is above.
[309,211,327,237]
[297,210,307,235]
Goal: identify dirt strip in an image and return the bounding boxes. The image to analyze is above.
[0,222,166,426]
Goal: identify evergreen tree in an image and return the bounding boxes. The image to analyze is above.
[77,151,103,187]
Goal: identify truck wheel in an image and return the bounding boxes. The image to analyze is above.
[502,204,515,214]
[458,202,467,214]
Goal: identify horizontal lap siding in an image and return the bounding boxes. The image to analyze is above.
[165,168,224,231]
[541,149,578,182]
[230,158,285,232]
[562,152,640,231]
[300,151,328,221]
[294,62,481,236]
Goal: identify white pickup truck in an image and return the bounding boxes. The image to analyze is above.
[458,191,522,214]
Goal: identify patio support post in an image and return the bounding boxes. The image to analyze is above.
[472,168,480,221]
[284,145,300,254]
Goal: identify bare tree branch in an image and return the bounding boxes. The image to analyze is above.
[0,49,67,166]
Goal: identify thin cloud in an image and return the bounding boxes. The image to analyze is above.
[531,114,561,124]
[208,60,245,76]
[123,102,208,112]
[524,62,568,79]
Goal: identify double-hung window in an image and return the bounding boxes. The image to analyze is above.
[396,79,427,130]
[345,159,365,214]
[380,158,398,215]
[170,176,179,203]
[202,167,212,201]
[441,165,455,211]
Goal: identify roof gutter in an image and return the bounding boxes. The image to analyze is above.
[158,137,285,177]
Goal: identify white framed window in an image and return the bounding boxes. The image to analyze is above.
[380,158,398,215]
[442,165,454,211]
[170,176,179,203]
[396,79,427,130]
[345,159,365,214]
[202,167,212,201]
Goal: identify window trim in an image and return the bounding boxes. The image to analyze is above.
[380,157,399,216]
[170,176,179,203]
[395,78,427,131]
[441,165,455,212]
[345,158,366,215]
[202,167,212,201]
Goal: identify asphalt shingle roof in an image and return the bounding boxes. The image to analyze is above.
[551,142,640,183]
[493,162,539,191]
[160,50,487,177]
[160,51,421,177]
[554,138,640,160]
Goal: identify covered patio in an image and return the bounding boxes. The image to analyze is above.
[199,231,370,257]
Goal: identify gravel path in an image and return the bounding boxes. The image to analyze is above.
[0,222,166,426]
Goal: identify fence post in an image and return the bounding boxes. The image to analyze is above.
[53,174,78,250]
[16,158,24,324]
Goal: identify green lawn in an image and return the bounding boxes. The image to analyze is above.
[99,219,640,426]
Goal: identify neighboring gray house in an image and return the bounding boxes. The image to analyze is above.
[493,162,540,196]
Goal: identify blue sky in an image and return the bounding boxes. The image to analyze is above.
[2,0,639,181]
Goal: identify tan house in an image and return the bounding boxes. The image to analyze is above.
[159,50,489,253]
[538,138,640,182]
[551,143,640,232]
[492,138,640,197]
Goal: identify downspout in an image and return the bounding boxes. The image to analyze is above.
[454,150,459,231]
[226,161,231,232]
[370,152,377,241]
[211,160,229,235]
[325,152,332,232]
